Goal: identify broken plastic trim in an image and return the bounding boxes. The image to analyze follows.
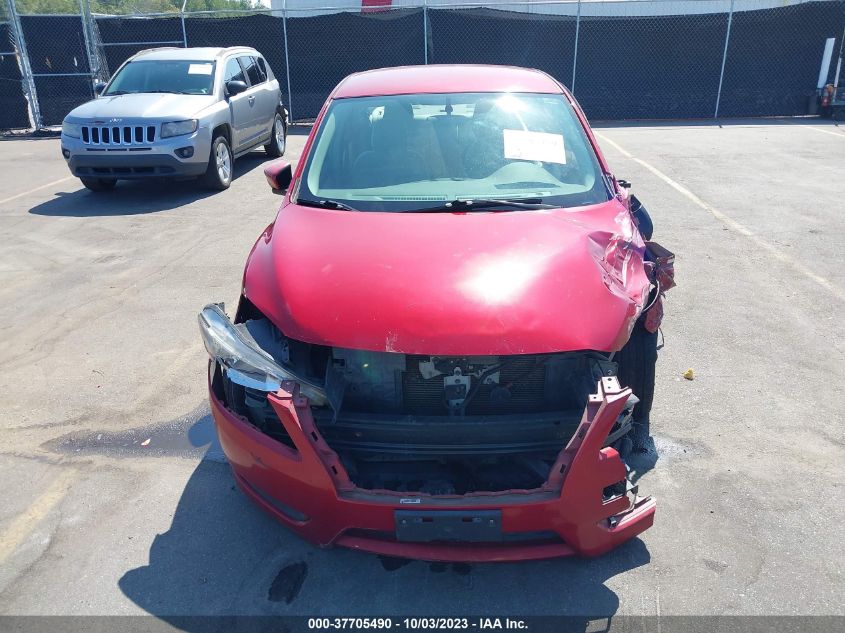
[198,303,329,406]
[604,393,638,446]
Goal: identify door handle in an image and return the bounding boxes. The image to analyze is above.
[248,95,255,106]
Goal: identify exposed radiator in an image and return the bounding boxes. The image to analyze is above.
[401,355,548,415]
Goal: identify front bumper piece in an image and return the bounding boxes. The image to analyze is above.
[209,369,655,562]
[61,125,211,179]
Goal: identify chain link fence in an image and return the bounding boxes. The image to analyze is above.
[1,0,843,130]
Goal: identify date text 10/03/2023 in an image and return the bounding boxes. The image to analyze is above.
[307,618,529,630]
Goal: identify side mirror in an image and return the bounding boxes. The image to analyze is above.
[94,81,107,95]
[264,160,292,194]
[226,80,248,97]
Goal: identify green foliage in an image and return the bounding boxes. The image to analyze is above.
[13,0,261,15]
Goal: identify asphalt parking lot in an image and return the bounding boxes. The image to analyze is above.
[0,119,843,621]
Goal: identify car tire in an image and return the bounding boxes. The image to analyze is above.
[264,111,286,157]
[80,177,117,192]
[203,135,233,190]
[615,319,658,423]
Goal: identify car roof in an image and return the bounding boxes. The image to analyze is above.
[131,46,258,62]
[333,65,565,99]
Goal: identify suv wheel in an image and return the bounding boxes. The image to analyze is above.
[203,135,233,190]
[80,177,116,192]
[264,111,286,157]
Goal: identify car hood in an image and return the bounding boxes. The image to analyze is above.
[243,200,652,355]
[65,93,216,121]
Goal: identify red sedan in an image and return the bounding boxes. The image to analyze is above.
[199,65,674,561]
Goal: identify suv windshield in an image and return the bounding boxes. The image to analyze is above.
[104,60,216,96]
[298,92,610,211]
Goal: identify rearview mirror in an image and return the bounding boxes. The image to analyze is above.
[264,160,292,194]
[226,80,248,97]
[94,81,107,95]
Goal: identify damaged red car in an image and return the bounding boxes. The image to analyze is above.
[199,65,674,561]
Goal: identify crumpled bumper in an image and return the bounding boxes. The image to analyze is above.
[209,371,655,562]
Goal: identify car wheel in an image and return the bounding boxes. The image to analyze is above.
[80,177,117,192]
[264,111,286,157]
[203,135,233,190]
[615,320,658,424]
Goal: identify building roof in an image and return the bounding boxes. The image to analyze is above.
[132,47,257,62]
[332,65,565,98]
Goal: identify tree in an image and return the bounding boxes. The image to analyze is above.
[12,0,260,15]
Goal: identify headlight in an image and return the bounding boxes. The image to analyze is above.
[161,119,198,138]
[62,121,81,138]
[198,304,328,406]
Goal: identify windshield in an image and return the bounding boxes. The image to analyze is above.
[104,60,216,96]
[297,92,610,211]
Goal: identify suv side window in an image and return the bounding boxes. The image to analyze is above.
[224,57,245,84]
[241,56,264,86]
[256,57,269,81]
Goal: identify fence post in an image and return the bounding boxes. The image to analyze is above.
[5,0,42,129]
[181,0,188,47]
[571,0,581,94]
[714,0,735,119]
[423,0,428,64]
[78,0,99,87]
[282,0,293,121]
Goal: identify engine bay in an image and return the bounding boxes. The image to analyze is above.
[219,317,633,495]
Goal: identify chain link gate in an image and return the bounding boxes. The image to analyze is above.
[10,1,99,126]
[2,0,37,129]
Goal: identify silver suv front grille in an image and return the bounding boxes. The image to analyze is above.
[81,125,156,145]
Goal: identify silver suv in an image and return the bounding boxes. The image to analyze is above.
[60,46,287,192]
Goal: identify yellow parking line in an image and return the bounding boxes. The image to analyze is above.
[0,176,74,207]
[596,132,845,303]
[0,468,76,565]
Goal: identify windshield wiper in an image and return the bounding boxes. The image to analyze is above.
[410,198,556,213]
[105,90,183,96]
[296,197,358,211]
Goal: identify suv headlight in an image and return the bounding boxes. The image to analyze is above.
[161,119,198,138]
[62,121,81,138]
[198,304,328,406]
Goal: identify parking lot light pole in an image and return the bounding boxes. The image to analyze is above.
[5,0,42,129]
[715,0,735,119]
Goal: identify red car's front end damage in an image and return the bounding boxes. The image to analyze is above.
[199,66,675,560]
[209,371,654,561]
[201,203,673,559]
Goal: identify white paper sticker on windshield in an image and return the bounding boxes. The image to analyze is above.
[503,129,566,164]
[188,63,213,75]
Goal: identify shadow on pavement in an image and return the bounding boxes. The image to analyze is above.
[119,416,652,631]
[28,152,269,217]
[286,124,313,136]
